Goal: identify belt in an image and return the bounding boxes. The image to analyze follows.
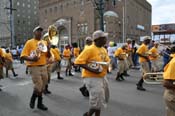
[28,65,45,67]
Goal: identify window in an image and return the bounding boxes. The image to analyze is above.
[17,2,20,6]
[49,8,52,13]
[22,3,25,7]
[54,6,57,12]
[45,9,47,14]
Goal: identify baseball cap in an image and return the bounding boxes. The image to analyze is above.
[33,26,43,33]
[143,36,151,41]
[85,36,92,42]
[126,38,132,41]
[92,30,108,40]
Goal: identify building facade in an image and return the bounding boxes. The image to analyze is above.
[0,0,10,47]
[13,0,39,46]
[39,0,151,49]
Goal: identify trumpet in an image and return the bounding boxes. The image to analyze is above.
[143,72,163,84]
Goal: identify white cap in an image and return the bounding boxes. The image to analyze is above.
[85,36,92,41]
[33,26,43,33]
[143,36,151,41]
[92,30,108,40]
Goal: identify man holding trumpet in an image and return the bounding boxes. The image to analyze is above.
[136,36,151,91]
[21,26,49,111]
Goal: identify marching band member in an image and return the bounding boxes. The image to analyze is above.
[115,44,128,81]
[73,42,81,72]
[75,30,110,116]
[0,47,5,91]
[20,26,49,111]
[163,46,175,116]
[148,42,160,72]
[63,45,73,76]
[50,45,63,80]
[126,38,133,69]
[4,49,18,78]
[136,36,151,91]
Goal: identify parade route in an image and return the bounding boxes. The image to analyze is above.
[0,62,165,116]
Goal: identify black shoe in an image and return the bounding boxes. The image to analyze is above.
[120,75,125,81]
[37,103,48,111]
[83,112,88,116]
[37,96,48,111]
[137,86,146,91]
[0,88,2,91]
[69,73,74,76]
[14,74,18,77]
[57,77,63,80]
[29,92,37,109]
[116,77,122,81]
[44,90,51,94]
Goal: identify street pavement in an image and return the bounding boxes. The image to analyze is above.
[0,61,165,116]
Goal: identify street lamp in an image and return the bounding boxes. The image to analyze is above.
[92,0,117,31]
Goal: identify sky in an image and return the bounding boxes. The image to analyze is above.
[147,0,175,25]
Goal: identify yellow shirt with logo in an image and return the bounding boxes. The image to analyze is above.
[4,53,13,62]
[136,44,148,63]
[63,48,71,59]
[149,47,159,61]
[114,47,126,60]
[51,48,61,61]
[74,44,110,78]
[74,47,80,58]
[163,54,175,80]
[20,38,48,66]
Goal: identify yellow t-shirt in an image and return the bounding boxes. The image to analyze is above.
[51,48,61,61]
[149,47,159,60]
[163,54,175,80]
[0,48,4,67]
[114,47,126,60]
[74,47,80,58]
[20,38,48,66]
[74,44,110,78]
[4,53,13,62]
[136,44,148,63]
[63,48,71,59]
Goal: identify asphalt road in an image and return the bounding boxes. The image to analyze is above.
[0,61,165,116]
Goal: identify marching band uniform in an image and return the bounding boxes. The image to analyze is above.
[75,30,110,116]
[4,49,18,78]
[73,44,81,72]
[114,45,128,81]
[148,42,160,72]
[163,49,175,116]
[50,46,63,79]
[136,36,151,91]
[63,46,73,76]
[21,26,48,110]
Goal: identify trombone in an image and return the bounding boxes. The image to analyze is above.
[143,72,163,84]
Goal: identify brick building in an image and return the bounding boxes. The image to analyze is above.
[39,0,151,49]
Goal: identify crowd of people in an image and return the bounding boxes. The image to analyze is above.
[0,25,175,116]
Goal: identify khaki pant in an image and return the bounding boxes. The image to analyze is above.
[51,61,61,72]
[84,77,109,109]
[163,89,175,116]
[29,66,48,92]
[118,60,128,74]
[151,60,159,72]
[127,54,133,67]
[140,62,150,74]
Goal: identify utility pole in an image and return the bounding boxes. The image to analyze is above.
[5,0,16,48]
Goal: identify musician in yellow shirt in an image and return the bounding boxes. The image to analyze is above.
[115,44,128,81]
[4,49,18,78]
[75,30,110,116]
[148,42,159,72]
[163,46,175,116]
[136,36,151,91]
[0,48,5,91]
[20,26,49,111]
[63,45,73,76]
[50,46,63,79]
